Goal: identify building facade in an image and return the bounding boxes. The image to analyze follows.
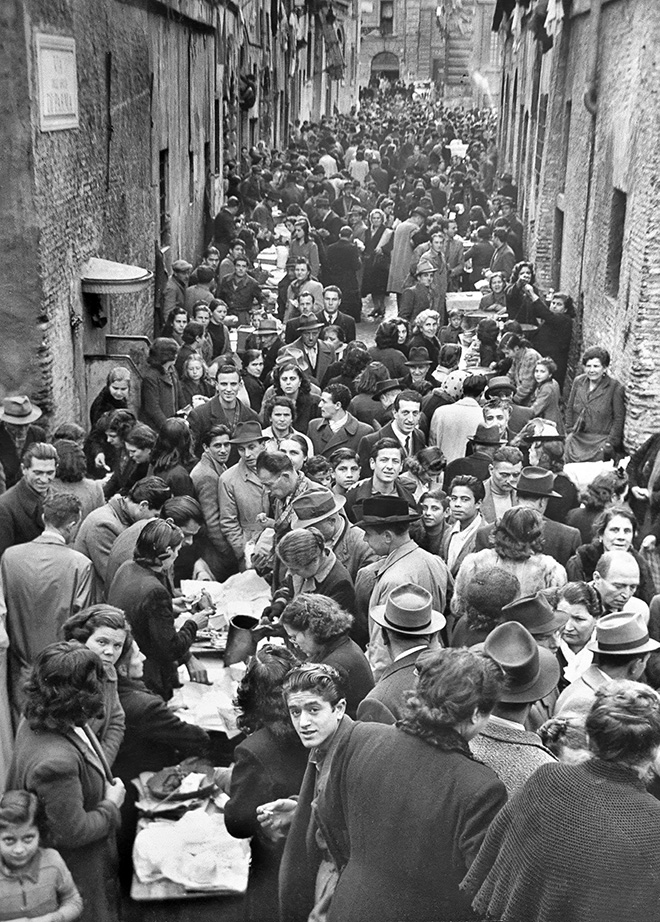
[1,0,361,425]
[495,0,660,446]
[358,0,498,105]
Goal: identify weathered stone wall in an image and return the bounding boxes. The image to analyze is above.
[0,0,47,405]
[3,0,217,426]
[498,0,660,449]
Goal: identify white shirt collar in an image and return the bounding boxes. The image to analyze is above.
[393,644,428,663]
[329,411,349,433]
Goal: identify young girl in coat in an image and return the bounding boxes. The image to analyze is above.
[529,357,563,430]
[0,789,83,922]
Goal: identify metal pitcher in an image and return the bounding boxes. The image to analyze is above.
[224,614,269,666]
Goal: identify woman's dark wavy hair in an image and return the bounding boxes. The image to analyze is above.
[53,439,87,483]
[234,644,301,738]
[491,506,544,560]
[147,337,179,369]
[62,605,132,661]
[399,648,503,743]
[272,361,312,398]
[151,417,195,475]
[438,343,461,370]
[587,681,660,766]
[106,409,138,441]
[261,393,297,426]
[134,518,184,567]
[582,470,627,511]
[281,593,354,644]
[509,261,537,287]
[24,642,105,733]
[375,320,400,350]
[592,504,637,544]
[354,361,390,395]
[338,342,370,380]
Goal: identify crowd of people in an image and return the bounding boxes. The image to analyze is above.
[1,89,660,922]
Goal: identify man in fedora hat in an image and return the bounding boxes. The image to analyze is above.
[401,346,433,397]
[475,466,581,567]
[357,584,445,724]
[470,622,558,793]
[406,227,448,317]
[501,591,569,654]
[247,317,284,383]
[187,363,260,457]
[483,390,533,439]
[398,260,436,325]
[291,487,376,585]
[353,495,450,678]
[219,421,270,568]
[371,378,403,419]
[500,590,570,728]
[287,314,335,387]
[308,384,373,459]
[0,396,47,491]
[554,611,660,717]
[442,424,504,489]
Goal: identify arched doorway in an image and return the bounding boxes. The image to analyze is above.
[371,51,399,81]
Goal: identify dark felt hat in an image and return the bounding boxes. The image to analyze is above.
[501,592,568,635]
[405,347,432,366]
[469,424,505,446]
[372,378,403,401]
[484,622,560,704]
[354,495,421,527]
[229,421,267,445]
[516,466,561,498]
[371,583,445,635]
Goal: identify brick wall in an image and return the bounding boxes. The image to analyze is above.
[2,0,217,426]
[498,0,660,448]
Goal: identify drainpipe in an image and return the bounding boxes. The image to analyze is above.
[583,0,603,116]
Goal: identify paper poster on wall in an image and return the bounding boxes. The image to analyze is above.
[36,33,79,131]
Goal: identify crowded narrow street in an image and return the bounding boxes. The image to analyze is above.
[1,0,660,920]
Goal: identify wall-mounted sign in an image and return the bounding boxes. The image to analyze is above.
[35,33,79,131]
